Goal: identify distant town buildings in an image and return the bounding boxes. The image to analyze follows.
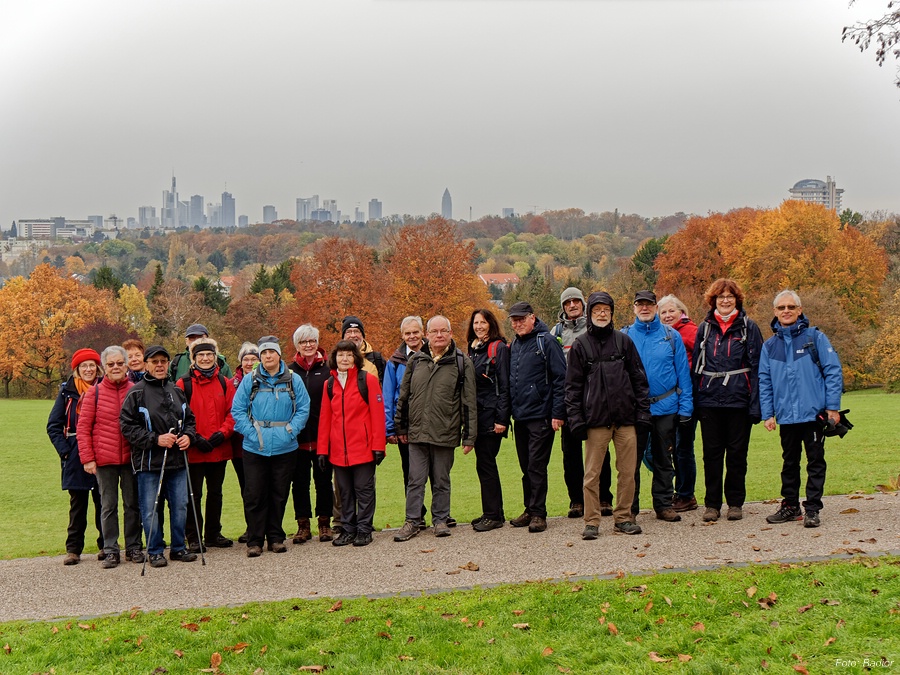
[442,188,452,220]
[263,205,277,224]
[788,176,844,211]
[238,215,249,228]
[368,198,382,221]
[478,273,520,290]
[502,208,515,218]
[296,195,319,221]
[221,192,236,228]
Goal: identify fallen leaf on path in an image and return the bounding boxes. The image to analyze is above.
[460,562,479,571]
[446,569,461,575]
[840,508,859,514]
[420,549,434,553]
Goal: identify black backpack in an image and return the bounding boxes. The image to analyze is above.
[325,370,370,403]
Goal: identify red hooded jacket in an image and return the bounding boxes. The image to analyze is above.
[317,367,386,467]
[177,367,236,463]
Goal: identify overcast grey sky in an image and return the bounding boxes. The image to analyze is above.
[1,0,897,227]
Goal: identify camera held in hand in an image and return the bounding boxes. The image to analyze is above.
[816,409,853,438]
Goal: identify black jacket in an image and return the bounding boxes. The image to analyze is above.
[468,338,511,436]
[691,309,763,419]
[509,319,567,422]
[47,376,98,491]
[289,351,329,449]
[565,315,650,432]
[120,373,197,473]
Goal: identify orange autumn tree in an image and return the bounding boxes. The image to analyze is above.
[0,264,117,396]
[382,218,494,340]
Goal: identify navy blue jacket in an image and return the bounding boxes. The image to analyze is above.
[47,376,98,491]
[509,319,567,422]
[691,309,763,420]
[759,315,842,425]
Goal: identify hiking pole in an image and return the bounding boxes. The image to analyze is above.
[183,445,206,566]
[141,441,170,576]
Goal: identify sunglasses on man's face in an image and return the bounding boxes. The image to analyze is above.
[775,305,798,311]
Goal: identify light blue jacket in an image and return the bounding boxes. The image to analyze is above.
[623,316,693,418]
[382,352,408,436]
[759,316,842,425]
[231,360,310,456]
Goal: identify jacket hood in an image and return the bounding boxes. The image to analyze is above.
[770,313,810,336]
[586,292,615,337]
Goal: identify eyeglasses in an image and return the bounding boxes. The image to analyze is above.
[298,339,317,346]
[592,307,611,315]
[427,329,451,335]
[718,294,736,301]
[105,361,126,367]
[775,305,798,311]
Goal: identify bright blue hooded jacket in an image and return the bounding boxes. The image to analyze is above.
[759,315,842,425]
[231,360,310,457]
[622,315,693,418]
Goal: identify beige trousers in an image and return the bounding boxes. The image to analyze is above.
[584,426,638,525]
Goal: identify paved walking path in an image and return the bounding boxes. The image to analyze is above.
[2,493,898,622]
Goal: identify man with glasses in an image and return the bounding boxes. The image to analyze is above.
[393,316,477,541]
[760,290,843,528]
[507,301,568,533]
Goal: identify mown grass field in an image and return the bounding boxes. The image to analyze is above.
[0,389,896,560]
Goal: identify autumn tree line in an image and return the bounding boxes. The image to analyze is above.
[1,202,898,398]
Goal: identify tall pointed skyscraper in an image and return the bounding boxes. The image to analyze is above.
[441,188,452,220]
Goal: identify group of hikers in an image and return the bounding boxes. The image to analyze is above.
[48,277,844,568]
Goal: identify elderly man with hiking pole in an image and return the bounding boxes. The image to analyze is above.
[120,345,199,570]
[759,290,843,529]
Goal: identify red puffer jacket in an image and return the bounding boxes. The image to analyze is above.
[317,367,386,467]
[177,368,236,463]
[77,377,134,466]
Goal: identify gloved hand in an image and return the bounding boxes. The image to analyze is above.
[317,455,329,472]
[678,415,693,426]
[195,436,214,453]
[373,451,385,466]
[208,431,225,447]
[570,424,588,441]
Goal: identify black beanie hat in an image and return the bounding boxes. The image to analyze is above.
[341,316,365,339]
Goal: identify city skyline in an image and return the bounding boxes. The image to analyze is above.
[2,1,899,230]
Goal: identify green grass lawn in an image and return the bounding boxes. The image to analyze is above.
[0,556,897,673]
[1,390,896,560]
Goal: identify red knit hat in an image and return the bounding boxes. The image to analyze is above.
[71,348,101,371]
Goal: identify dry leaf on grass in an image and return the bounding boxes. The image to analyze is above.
[542,647,554,657]
[626,585,647,593]
[344,616,361,624]
[758,592,778,609]
[398,655,415,661]
[648,652,671,663]
[210,652,222,669]
[644,601,653,614]
[824,637,836,646]
[746,585,758,597]
[298,666,331,673]
[607,622,619,636]
[378,632,392,640]
[260,645,268,654]
[691,622,705,632]
[513,610,525,616]
[797,604,814,614]
[327,601,342,613]
[173,649,183,658]
[181,622,200,632]
[792,666,810,675]
[513,623,530,630]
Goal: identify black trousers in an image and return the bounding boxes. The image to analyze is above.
[697,407,752,510]
[291,450,334,520]
[474,433,505,521]
[633,414,677,513]
[185,460,228,545]
[513,418,555,519]
[243,450,297,547]
[66,489,103,554]
[778,421,827,513]
[333,462,377,536]
[232,457,245,494]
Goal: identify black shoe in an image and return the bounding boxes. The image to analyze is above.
[614,521,642,535]
[804,511,821,528]
[207,535,233,548]
[473,518,504,532]
[333,531,356,547]
[238,531,249,544]
[101,552,120,569]
[187,541,205,554]
[352,532,373,547]
[766,502,802,524]
[126,549,145,564]
[97,551,107,561]
[599,502,614,517]
[471,515,485,526]
[170,549,198,562]
[149,554,168,568]
[446,516,457,528]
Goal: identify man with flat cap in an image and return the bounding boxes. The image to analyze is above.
[170,323,233,381]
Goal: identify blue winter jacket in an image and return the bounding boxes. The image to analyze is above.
[623,316,693,418]
[382,344,411,436]
[509,319,568,422]
[759,315,842,425]
[231,360,310,457]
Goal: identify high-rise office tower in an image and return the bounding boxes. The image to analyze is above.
[788,176,844,211]
[296,195,319,221]
[441,188,452,220]
[138,206,158,228]
[162,175,179,227]
[190,195,205,227]
[263,205,277,223]
[87,215,103,230]
[221,191,235,228]
[238,215,249,228]
[323,199,337,222]
[354,207,365,223]
[368,198,382,221]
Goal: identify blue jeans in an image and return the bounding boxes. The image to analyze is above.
[137,468,188,556]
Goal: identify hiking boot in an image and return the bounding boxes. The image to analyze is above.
[292,518,312,544]
[726,506,743,521]
[434,522,452,537]
[207,535,233,548]
[702,507,720,522]
[567,503,584,518]
[63,552,80,566]
[473,518,504,532]
[126,549,145,564]
[246,545,262,558]
[394,521,420,542]
[614,521,642,535]
[600,502,614,517]
[267,541,287,553]
[149,554,168,568]
[471,515,485,526]
[656,508,682,522]
[766,502,802,524]
[97,551,107,561]
[582,525,599,540]
[510,511,531,528]
[528,516,547,533]
[333,531,356,547]
[101,552,120,569]
[804,511,821,528]
[238,531,249,544]
[353,532,373,547]
[447,516,457,528]
[672,496,698,512]
[187,541,205,554]
[318,516,334,542]
[170,549,198,562]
